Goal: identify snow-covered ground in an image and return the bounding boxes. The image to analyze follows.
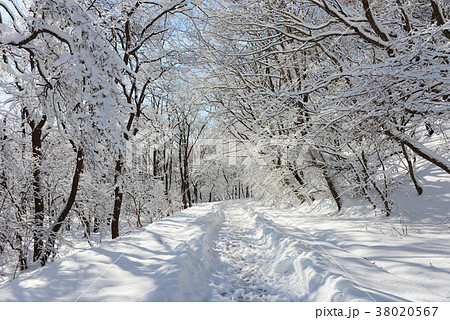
[0,162,449,302]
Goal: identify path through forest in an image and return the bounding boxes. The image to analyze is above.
[211,202,285,301]
[0,200,449,302]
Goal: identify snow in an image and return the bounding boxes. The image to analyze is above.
[0,163,449,303]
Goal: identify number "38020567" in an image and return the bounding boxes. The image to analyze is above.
[376,307,438,317]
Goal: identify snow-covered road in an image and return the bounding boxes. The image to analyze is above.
[210,202,299,301]
[209,201,365,301]
[208,202,449,302]
[0,199,449,302]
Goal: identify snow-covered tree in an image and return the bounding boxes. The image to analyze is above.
[0,0,128,266]
[198,0,450,214]
[80,0,189,238]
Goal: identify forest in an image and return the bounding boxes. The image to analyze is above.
[0,0,448,283]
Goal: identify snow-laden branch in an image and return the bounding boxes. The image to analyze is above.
[0,25,74,53]
[384,128,450,175]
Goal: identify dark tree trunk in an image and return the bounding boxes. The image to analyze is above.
[310,147,342,211]
[238,181,241,199]
[79,212,91,238]
[292,170,304,186]
[401,142,423,195]
[185,176,192,207]
[179,136,192,209]
[112,158,123,239]
[164,147,169,196]
[193,183,198,203]
[93,217,100,233]
[183,148,192,208]
[153,148,158,177]
[30,116,47,263]
[40,148,84,266]
[179,146,187,209]
[430,0,450,39]
[167,149,173,196]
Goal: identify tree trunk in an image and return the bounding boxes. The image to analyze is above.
[40,148,84,265]
[238,181,241,199]
[79,212,91,239]
[30,116,46,263]
[93,216,100,233]
[164,146,169,196]
[430,0,450,39]
[185,176,192,207]
[16,234,27,272]
[112,158,123,239]
[310,147,342,211]
[153,148,158,177]
[401,142,423,195]
[179,146,187,209]
[183,143,192,208]
[193,183,198,203]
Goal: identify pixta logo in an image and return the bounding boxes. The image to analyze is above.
[125,132,311,170]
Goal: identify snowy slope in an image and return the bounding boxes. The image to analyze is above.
[0,203,220,301]
[0,173,449,302]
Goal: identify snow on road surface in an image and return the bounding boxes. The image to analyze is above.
[210,202,372,302]
[0,192,449,302]
[209,201,449,302]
